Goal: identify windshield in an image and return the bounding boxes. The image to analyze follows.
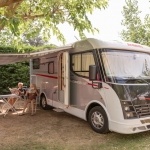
[102,50,150,80]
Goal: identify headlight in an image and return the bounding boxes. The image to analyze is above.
[126,112,134,118]
[124,106,130,111]
[121,100,138,119]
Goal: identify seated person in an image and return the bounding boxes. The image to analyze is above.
[17,82,26,98]
[8,82,25,106]
[20,83,38,116]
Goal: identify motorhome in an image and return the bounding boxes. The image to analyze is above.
[27,38,150,134]
[28,38,150,134]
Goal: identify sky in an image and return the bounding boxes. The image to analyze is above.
[50,0,149,46]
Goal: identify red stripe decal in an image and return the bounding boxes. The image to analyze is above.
[35,74,109,89]
[36,74,58,79]
[104,87,109,89]
[88,83,96,86]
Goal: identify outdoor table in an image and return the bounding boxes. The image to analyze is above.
[0,94,20,117]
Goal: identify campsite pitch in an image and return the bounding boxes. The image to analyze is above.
[0,108,150,150]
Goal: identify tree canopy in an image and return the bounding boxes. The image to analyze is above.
[121,0,150,46]
[0,62,30,94]
[0,0,108,47]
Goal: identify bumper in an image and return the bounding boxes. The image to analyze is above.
[109,119,150,134]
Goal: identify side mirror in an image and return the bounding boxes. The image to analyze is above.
[89,65,97,81]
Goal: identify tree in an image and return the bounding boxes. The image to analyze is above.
[23,36,47,47]
[0,62,30,94]
[121,0,150,46]
[0,0,108,46]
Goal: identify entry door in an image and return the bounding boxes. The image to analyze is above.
[58,52,70,105]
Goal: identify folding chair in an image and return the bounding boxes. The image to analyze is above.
[34,96,39,113]
[10,87,27,110]
[13,96,26,111]
[25,95,39,115]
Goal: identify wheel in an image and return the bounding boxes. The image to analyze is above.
[88,106,109,134]
[40,95,52,110]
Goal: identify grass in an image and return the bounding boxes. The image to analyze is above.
[0,107,150,150]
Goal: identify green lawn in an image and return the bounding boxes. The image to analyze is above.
[0,108,150,150]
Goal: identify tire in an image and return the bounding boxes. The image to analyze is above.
[88,106,109,134]
[40,95,52,110]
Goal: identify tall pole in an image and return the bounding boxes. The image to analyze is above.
[29,59,33,84]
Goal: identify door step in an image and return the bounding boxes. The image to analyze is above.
[53,108,64,112]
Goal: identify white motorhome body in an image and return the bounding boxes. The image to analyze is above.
[30,38,150,134]
[1,38,150,134]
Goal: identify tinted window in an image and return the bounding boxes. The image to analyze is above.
[33,58,40,69]
[71,52,95,77]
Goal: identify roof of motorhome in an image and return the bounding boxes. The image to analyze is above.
[0,38,150,65]
[72,38,150,52]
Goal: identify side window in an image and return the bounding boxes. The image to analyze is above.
[71,52,95,77]
[33,58,40,69]
[48,62,54,74]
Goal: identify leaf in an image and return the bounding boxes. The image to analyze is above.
[121,0,150,46]
[0,0,108,47]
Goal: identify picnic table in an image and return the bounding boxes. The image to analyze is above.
[0,94,20,117]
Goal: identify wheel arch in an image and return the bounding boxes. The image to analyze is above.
[85,100,110,122]
[40,92,47,100]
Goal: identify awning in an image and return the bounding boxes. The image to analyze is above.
[0,45,72,65]
[0,53,30,65]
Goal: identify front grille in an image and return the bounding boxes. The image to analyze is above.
[134,104,150,117]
